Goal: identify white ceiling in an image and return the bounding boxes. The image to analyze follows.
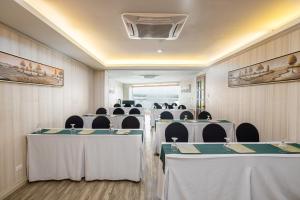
[1,0,300,69]
[108,70,198,84]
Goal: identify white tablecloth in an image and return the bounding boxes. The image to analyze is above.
[150,109,195,126]
[27,132,143,182]
[108,107,145,115]
[154,120,235,154]
[157,146,300,200]
[82,115,145,129]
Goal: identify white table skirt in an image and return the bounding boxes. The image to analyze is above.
[150,109,195,127]
[154,121,235,154]
[82,115,145,129]
[108,107,145,115]
[27,133,143,182]
[157,152,300,200]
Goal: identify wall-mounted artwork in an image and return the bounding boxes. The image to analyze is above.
[228,51,300,87]
[181,84,191,93]
[0,51,64,86]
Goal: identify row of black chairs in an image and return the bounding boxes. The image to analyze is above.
[96,107,141,115]
[113,103,142,108]
[160,110,212,120]
[154,103,187,110]
[65,115,140,129]
[165,122,259,143]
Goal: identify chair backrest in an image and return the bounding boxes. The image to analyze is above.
[96,107,107,115]
[129,108,141,115]
[65,115,84,128]
[202,124,226,142]
[236,123,259,142]
[165,122,188,142]
[155,105,162,109]
[198,111,212,120]
[180,111,194,120]
[160,111,174,119]
[113,108,125,115]
[121,116,140,129]
[167,105,174,109]
[92,116,110,129]
[163,103,169,108]
[178,105,187,109]
[135,104,142,107]
[172,103,177,106]
[124,104,131,107]
[113,103,121,107]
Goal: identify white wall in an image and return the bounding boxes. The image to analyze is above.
[0,23,97,199]
[108,79,123,107]
[179,77,196,109]
[206,24,300,142]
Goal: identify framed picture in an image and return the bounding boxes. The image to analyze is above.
[228,51,300,87]
[0,51,64,86]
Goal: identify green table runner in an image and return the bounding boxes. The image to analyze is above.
[33,128,143,136]
[160,143,300,171]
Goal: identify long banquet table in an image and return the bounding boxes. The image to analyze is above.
[154,119,235,154]
[82,114,145,129]
[157,142,300,200]
[108,107,145,115]
[27,128,144,182]
[150,109,195,127]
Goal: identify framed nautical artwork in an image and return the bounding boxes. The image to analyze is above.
[228,51,300,87]
[0,51,64,86]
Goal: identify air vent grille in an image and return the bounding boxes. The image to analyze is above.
[122,13,188,40]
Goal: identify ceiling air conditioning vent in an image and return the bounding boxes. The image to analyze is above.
[122,13,188,40]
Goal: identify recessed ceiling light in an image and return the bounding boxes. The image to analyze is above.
[157,49,163,53]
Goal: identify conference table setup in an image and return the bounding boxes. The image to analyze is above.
[157,142,300,200]
[27,128,144,182]
[150,108,195,126]
[154,119,235,154]
[82,114,145,129]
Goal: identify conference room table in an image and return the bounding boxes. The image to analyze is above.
[82,114,145,129]
[108,107,145,115]
[27,128,144,182]
[157,142,300,200]
[154,119,235,154]
[150,109,195,127]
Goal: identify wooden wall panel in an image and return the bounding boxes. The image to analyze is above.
[0,23,95,199]
[206,24,300,142]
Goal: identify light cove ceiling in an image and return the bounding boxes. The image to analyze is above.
[13,0,300,68]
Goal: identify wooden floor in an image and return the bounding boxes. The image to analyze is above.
[5,115,159,200]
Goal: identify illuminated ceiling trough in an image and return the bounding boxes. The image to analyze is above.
[15,0,300,69]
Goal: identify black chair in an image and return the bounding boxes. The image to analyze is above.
[180,111,194,120]
[135,104,142,107]
[167,105,174,109]
[178,105,186,109]
[198,111,212,120]
[236,123,259,142]
[155,104,162,109]
[165,122,188,142]
[113,108,125,115]
[202,124,226,142]
[122,116,140,129]
[124,104,131,107]
[129,108,141,115]
[163,103,169,108]
[92,116,110,129]
[172,103,177,107]
[96,107,107,115]
[160,111,174,119]
[113,103,121,107]
[65,115,84,128]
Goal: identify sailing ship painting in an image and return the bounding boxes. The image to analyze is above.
[228,51,300,87]
[0,51,64,86]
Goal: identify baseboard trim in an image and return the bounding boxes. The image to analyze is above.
[0,179,28,200]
